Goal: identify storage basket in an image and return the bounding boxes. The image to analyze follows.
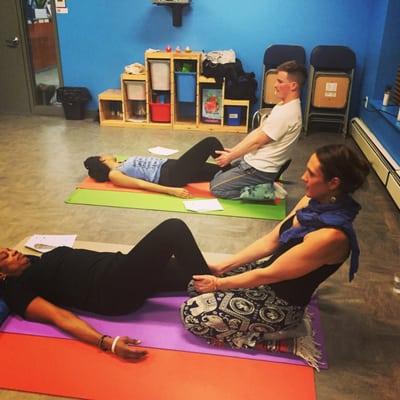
[126,81,146,100]
[225,106,242,126]
[150,103,171,122]
[175,72,196,102]
[149,60,170,90]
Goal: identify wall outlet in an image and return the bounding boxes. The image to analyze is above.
[364,96,369,109]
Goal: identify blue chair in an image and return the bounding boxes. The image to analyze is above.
[304,45,356,136]
[252,44,306,129]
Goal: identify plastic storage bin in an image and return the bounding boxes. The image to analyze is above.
[150,103,171,122]
[56,87,91,120]
[225,106,242,126]
[149,60,170,90]
[175,72,196,102]
[126,81,146,100]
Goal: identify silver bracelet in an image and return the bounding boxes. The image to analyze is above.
[111,336,121,354]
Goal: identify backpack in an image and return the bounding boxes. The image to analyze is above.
[202,58,257,104]
[225,72,258,105]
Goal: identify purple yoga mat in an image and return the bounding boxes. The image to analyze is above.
[1,295,327,368]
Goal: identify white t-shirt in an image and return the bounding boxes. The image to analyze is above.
[244,98,302,173]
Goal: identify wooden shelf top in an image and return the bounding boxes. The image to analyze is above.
[121,73,147,81]
[223,99,250,107]
[145,50,202,60]
[198,76,217,84]
[145,51,172,59]
[98,89,122,100]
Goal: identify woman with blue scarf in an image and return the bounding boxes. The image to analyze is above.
[181,144,370,349]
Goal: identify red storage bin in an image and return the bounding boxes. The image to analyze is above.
[150,103,171,122]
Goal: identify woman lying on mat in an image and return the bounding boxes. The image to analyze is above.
[180,144,370,349]
[0,219,213,361]
[83,137,225,198]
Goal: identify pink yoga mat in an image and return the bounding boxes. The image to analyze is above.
[1,295,327,368]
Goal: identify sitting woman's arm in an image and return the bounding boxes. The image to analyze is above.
[195,227,349,292]
[25,297,147,361]
[209,196,311,275]
[108,170,190,198]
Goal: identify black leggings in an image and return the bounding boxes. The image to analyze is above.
[103,219,209,314]
[158,137,223,187]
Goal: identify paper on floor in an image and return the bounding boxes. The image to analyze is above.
[148,146,179,156]
[183,199,224,212]
[25,234,77,253]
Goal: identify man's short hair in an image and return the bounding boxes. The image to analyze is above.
[277,60,307,88]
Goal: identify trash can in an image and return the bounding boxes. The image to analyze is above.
[56,87,92,120]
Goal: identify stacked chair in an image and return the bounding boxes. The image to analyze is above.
[304,45,356,136]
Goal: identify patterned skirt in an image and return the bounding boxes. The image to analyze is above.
[180,261,305,349]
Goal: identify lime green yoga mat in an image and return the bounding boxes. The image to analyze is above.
[66,189,286,220]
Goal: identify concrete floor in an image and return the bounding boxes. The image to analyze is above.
[0,114,399,399]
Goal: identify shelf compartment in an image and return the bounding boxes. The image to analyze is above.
[98,89,123,124]
[125,100,147,122]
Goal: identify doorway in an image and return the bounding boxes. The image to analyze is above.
[0,0,63,115]
[25,0,62,112]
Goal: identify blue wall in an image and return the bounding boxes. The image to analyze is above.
[56,0,374,111]
[359,0,400,164]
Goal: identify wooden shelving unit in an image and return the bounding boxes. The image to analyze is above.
[99,51,250,133]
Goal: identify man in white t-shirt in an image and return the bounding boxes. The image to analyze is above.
[210,60,307,199]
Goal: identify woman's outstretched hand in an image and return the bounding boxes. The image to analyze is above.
[193,274,219,293]
[170,187,191,198]
[114,336,148,361]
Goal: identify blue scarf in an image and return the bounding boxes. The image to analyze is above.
[279,195,361,281]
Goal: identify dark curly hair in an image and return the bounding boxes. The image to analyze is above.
[83,156,111,182]
[316,144,370,194]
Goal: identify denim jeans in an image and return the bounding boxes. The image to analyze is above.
[210,159,276,199]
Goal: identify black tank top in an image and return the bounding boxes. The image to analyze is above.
[266,216,343,307]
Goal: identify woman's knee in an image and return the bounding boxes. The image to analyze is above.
[158,218,188,234]
[198,136,223,152]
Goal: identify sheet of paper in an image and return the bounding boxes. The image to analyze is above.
[183,199,224,213]
[148,146,179,156]
[25,234,77,253]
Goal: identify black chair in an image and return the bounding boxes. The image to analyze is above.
[304,45,356,136]
[252,44,306,129]
[274,158,292,182]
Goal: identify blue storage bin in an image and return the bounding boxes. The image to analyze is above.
[226,106,242,126]
[175,72,196,102]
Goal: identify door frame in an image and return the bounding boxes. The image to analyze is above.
[18,0,64,116]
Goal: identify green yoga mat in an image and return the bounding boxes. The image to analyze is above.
[66,189,286,220]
